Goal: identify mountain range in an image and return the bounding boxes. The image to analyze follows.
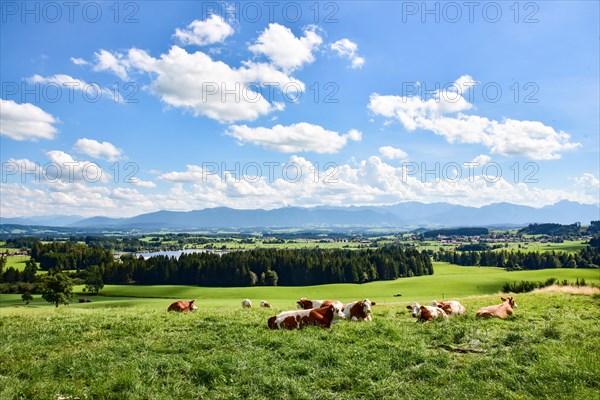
[1,201,598,230]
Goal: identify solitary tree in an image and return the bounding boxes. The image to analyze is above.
[41,271,73,307]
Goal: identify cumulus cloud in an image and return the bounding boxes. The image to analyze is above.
[150,155,600,211]
[368,75,581,160]
[379,146,408,160]
[249,24,322,72]
[93,49,128,79]
[45,150,109,183]
[331,38,365,69]
[0,99,59,141]
[3,155,598,218]
[574,173,600,194]
[97,46,303,123]
[225,123,362,153]
[174,14,234,46]
[73,138,124,161]
[79,21,327,123]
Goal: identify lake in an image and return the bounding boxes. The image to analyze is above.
[135,249,231,260]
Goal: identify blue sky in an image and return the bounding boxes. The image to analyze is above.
[1,1,598,217]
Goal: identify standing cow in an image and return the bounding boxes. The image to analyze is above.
[242,299,252,308]
[167,300,198,312]
[476,296,517,319]
[268,304,345,330]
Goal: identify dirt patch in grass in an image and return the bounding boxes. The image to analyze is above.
[531,285,600,296]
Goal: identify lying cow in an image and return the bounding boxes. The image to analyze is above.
[431,300,466,315]
[260,300,271,308]
[79,298,92,303]
[343,299,376,321]
[167,299,198,312]
[241,299,252,308]
[267,304,345,330]
[406,303,448,322]
[296,298,344,311]
[476,296,517,319]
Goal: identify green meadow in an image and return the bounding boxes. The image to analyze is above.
[1,263,599,399]
[1,263,598,309]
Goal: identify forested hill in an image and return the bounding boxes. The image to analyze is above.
[518,223,585,236]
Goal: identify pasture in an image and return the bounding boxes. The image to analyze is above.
[1,264,599,399]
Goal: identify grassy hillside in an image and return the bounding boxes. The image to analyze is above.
[95,263,599,308]
[1,263,598,310]
[1,291,598,399]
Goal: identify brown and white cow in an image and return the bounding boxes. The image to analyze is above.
[260,300,271,308]
[267,304,345,330]
[431,300,466,315]
[296,298,344,311]
[167,300,198,312]
[406,303,448,322]
[343,299,376,321]
[241,299,252,308]
[476,296,517,319]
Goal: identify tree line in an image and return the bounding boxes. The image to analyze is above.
[422,227,489,238]
[518,223,581,236]
[434,245,600,270]
[101,246,433,286]
[1,243,433,289]
[30,241,113,271]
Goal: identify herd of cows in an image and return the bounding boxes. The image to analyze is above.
[166,296,518,329]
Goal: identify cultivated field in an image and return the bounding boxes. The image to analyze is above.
[1,264,599,399]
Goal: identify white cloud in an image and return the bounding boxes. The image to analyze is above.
[470,154,492,165]
[330,38,365,69]
[347,129,362,141]
[73,138,124,162]
[102,46,303,123]
[159,164,207,183]
[225,123,361,153]
[70,57,89,65]
[379,146,408,160]
[29,74,123,103]
[368,75,581,160]
[0,99,59,141]
[82,22,324,123]
[574,173,600,192]
[93,49,128,79]
[249,24,322,71]
[148,155,600,211]
[3,155,598,218]
[45,150,109,183]
[174,14,234,46]
[129,178,157,188]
